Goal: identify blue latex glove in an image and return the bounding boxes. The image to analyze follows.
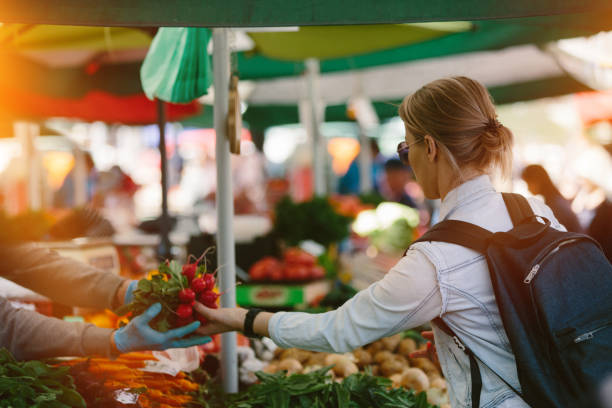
[113,303,211,353]
[124,280,138,305]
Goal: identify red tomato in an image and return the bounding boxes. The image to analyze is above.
[310,266,326,280]
[249,257,283,281]
[285,265,309,281]
[283,248,316,266]
[269,269,284,281]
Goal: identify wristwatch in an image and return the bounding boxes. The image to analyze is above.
[243,308,263,339]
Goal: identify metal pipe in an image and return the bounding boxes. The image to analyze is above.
[213,27,238,394]
[305,58,326,196]
[157,99,171,259]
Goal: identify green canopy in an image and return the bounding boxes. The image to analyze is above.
[1,0,611,27]
[238,13,612,79]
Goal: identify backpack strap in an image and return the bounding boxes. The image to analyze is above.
[433,317,483,408]
[433,317,526,408]
[502,193,534,227]
[411,219,493,254]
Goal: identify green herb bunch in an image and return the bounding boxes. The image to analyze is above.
[228,366,437,408]
[0,348,85,408]
[116,251,217,332]
[274,196,352,248]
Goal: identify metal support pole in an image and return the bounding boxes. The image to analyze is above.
[213,27,238,394]
[305,58,326,196]
[18,122,42,210]
[73,148,87,207]
[157,99,171,259]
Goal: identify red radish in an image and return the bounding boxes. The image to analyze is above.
[203,274,216,290]
[196,314,208,325]
[182,263,197,281]
[176,304,193,319]
[179,288,196,304]
[199,290,219,308]
[191,277,207,293]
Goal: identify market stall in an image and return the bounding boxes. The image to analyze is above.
[1,1,612,407]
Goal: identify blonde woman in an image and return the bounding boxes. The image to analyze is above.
[196,77,567,408]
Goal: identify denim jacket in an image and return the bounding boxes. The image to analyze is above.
[412,175,565,407]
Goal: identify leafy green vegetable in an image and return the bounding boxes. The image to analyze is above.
[273,196,352,248]
[115,259,211,332]
[0,348,85,408]
[226,366,437,408]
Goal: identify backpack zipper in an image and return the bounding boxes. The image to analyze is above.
[574,323,611,343]
[524,238,578,284]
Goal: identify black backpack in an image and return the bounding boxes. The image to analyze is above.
[411,193,612,408]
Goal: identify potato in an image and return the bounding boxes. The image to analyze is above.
[430,378,447,390]
[306,352,329,367]
[352,349,372,368]
[381,333,402,352]
[400,368,430,393]
[380,359,406,377]
[370,364,380,376]
[280,348,311,364]
[373,351,395,365]
[325,354,350,367]
[366,341,385,355]
[389,373,403,388]
[273,348,284,359]
[410,357,439,375]
[333,361,358,378]
[263,362,278,373]
[427,387,449,406]
[398,338,418,358]
[302,364,323,374]
[278,358,303,375]
[427,372,443,383]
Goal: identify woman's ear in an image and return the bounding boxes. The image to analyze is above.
[424,135,438,162]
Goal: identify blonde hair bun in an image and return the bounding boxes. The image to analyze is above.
[399,76,513,179]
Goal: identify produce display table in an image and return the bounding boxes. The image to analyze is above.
[341,251,401,291]
[236,279,331,307]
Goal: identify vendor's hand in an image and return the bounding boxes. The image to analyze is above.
[112,303,211,353]
[193,302,247,336]
[124,280,138,304]
[114,280,138,308]
[409,331,441,371]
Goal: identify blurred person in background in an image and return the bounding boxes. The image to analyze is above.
[54,152,97,208]
[381,158,419,208]
[586,146,612,263]
[338,138,385,194]
[521,164,583,233]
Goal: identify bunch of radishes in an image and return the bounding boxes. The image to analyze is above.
[175,255,220,326]
[116,250,221,331]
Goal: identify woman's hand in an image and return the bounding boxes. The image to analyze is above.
[193,302,273,338]
[192,302,247,336]
[409,331,441,371]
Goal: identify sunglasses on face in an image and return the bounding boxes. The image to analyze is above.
[396,140,421,166]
